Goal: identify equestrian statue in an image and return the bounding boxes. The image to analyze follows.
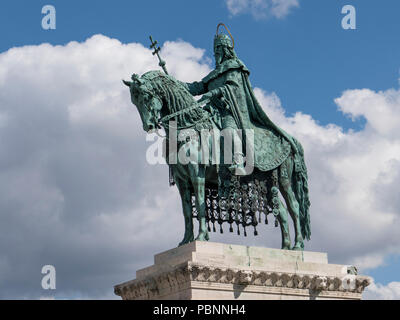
[123,24,311,250]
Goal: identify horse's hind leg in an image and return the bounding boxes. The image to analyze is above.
[276,199,291,250]
[175,178,194,246]
[279,157,304,250]
[190,166,209,242]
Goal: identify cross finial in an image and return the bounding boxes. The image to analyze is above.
[149,35,168,75]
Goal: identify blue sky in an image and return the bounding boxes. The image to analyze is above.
[1,0,400,130]
[0,0,400,299]
[368,254,400,285]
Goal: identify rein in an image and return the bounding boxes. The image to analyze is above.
[158,98,210,131]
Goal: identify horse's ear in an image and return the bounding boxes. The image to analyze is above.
[131,73,143,85]
[122,80,132,87]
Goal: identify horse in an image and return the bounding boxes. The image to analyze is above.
[123,70,310,250]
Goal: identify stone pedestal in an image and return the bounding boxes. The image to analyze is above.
[114,241,371,300]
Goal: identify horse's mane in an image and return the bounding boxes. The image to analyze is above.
[141,71,196,114]
[142,71,208,128]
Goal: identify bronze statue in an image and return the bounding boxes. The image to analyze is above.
[123,24,310,250]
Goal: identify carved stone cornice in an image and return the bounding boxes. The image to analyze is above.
[114,262,371,300]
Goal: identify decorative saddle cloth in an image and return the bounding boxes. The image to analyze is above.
[251,125,291,172]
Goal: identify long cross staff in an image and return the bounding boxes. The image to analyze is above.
[149,36,174,186]
[149,36,169,75]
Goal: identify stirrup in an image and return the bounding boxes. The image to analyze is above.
[229,164,247,176]
[229,152,247,176]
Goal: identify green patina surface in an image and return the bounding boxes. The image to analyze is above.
[123,25,311,251]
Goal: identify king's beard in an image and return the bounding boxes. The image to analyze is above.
[215,52,224,67]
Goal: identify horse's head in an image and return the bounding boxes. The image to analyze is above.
[123,73,162,132]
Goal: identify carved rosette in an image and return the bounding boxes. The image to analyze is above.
[114,262,371,300]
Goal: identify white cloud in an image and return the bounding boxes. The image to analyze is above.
[0,35,212,299]
[364,281,400,300]
[255,86,400,271]
[225,0,300,19]
[0,34,400,299]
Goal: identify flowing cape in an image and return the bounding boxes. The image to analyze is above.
[203,59,298,171]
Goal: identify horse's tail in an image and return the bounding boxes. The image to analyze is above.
[291,138,311,240]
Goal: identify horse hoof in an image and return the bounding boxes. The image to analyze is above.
[292,245,303,251]
[195,233,209,242]
[178,239,190,247]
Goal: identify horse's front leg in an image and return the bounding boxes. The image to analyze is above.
[276,199,291,250]
[190,165,209,242]
[279,159,304,250]
[175,176,194,246]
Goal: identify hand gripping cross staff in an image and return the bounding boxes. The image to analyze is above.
[149,36,175,185]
